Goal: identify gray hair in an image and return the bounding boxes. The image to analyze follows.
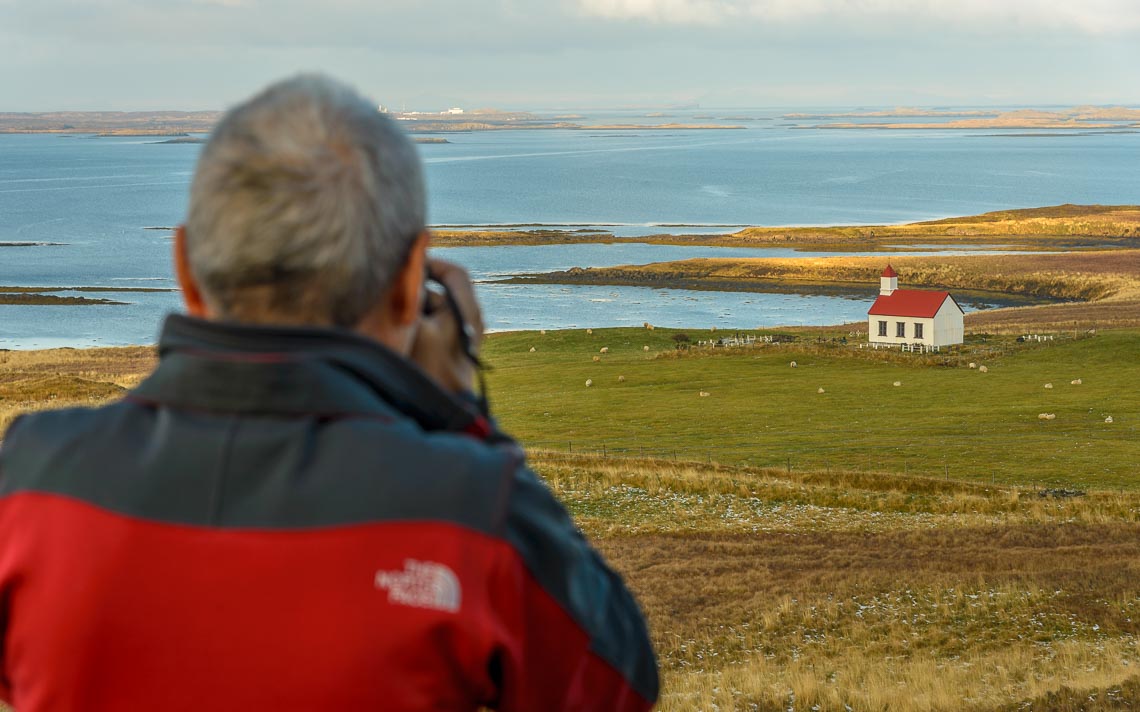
[185,74,426,326]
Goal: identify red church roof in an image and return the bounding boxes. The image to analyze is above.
[868,290,960,318]
[881,265,898,278]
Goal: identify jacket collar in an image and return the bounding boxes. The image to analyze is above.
[132,314,481,433]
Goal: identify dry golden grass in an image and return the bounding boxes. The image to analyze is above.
[733,204,1140,244]
[0,346,155,433]
[532,454,1140,711]
[430,205,1140,249]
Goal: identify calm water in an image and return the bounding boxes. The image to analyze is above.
[2,126,1138,347]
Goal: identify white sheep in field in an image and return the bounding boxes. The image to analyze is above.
[790,361,797,368]
[643,345,650,352]
[969,362,977,369]
[617,375,626,383]
[599,347,609,354]
[893,381,902,387]
[529,347,536,353]
[1044,383,1053,389]
[540,330,546,335]
[710,326,717,332]
[817,387,825,394]
[1038,413,1056,420]
[699,391,711,397]
[1071,379,1082,385]
[1105,416,1114,424]
[978,365,988,373]
[592,356,601,362]
[585,379,593,387]
[586,328,593,335]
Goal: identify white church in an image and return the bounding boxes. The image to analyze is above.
[867,265,964,348]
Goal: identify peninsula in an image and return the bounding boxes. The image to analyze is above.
[431,204,1140,249]
[0,110,744,135]
[798,107,1140,130]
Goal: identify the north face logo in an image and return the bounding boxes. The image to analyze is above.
[374,560,461,613]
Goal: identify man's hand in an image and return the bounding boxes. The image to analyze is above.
[410,259,485,394]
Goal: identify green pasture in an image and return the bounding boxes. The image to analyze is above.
[483,327,1140,490]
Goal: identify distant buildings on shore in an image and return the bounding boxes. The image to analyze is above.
[380,105,465,118]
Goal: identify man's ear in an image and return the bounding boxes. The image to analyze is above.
[174,226,210,318]
[388,230,431,327]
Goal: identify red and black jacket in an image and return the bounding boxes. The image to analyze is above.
[0,315,658,711]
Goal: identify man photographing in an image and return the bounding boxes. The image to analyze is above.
[0,75,658,711]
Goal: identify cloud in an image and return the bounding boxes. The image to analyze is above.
[575,0,1140,34]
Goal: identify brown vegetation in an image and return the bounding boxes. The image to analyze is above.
[535,454,1140,711]
[731,204,1140,244]
[0,347,155,433]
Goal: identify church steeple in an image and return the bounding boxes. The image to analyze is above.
[880,264,898,296]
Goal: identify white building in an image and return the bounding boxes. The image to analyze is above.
[445,107,464,115]
[867,265,964,348]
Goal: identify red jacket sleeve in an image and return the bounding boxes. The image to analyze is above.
[487,464,658,711]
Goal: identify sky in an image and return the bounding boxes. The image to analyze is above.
[1,0,1138,111]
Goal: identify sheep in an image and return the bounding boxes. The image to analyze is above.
[978,365,988,373]
[790,361,797,368]
[586,328,593,335]
[893,381,902,387]
[1105,416,1114,424]
[529,347,536,353]
[592,356,601,362]
[617,375,625,383]
[599,347,609,354]
[643,345,650,352]
[1071,378,1082,385]
[1044,383,1053,389]
[646,325,655,331]
[710,326,717,332]
[1047,413,1056,420]
[817,387,825,394]
[540,330,546,336]
[699,391,711,397]
[1038,413,1056,420]
[585,379,593,387]
[968,362,977,369]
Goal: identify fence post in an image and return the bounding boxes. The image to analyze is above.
[568,441,573,454]
[602,443,607,459]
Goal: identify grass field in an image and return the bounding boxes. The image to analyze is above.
[3,327,1140,710]
[482,326,1139,491]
